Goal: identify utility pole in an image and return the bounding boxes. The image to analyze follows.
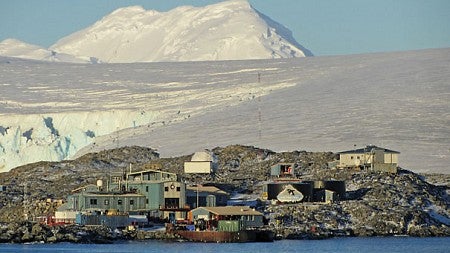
[257,72,262,141]
[196,184,199,208]
[23,183,28,221]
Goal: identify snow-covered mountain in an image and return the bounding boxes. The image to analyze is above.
[49,0,311,63]
[1,48,449,174]
[0,39,90,63]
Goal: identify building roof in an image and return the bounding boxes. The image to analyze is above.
[338,145,400,154]
[127,169,177,177]
[71,184,99,193]
[186,185,228,195]
[191,150,218,163]
[194,206,262,216]
[77,192,145,198]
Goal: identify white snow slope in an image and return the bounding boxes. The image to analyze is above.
[49,0,311,63]
[0,48,449,174]
[0,39,89,63]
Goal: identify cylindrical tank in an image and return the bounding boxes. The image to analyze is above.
[292,183,314,202]
[267,183,285,200]
[97,179,103,188]
[267,182,314,202]
[324,181,346,198]
[313,180,325,189]
[206,195,216,207]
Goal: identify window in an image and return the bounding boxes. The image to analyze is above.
[118,199,123,205]
[104,199,109,205]
[130,200,134,205]
[146,199,149,204]
[165,187,169,192]
[146,186,149,192]
[176,187,180,192]
[164,198,179,209]
[90,199,97,205]
[350,156,354,159]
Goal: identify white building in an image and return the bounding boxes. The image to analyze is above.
[184,150,218,174]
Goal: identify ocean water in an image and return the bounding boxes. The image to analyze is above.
[1,237,449,253]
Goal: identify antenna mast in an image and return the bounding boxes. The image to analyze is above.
[257,73,262,141]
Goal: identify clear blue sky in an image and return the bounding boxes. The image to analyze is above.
[1,0,449,56]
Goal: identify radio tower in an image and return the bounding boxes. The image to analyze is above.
[257,73,262,141]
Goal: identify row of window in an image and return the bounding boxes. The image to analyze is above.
[89,199,135,206]
[240,215,255,221]
[164,186,181,192]
[119,185,182,193]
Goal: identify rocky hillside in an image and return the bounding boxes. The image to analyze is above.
[0,145,448,239]
[269,170,449,238]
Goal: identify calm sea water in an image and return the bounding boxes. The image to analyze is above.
[1,237,449,253]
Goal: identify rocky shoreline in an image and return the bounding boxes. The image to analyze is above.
[0,221,183,244]
[0,220,448,244]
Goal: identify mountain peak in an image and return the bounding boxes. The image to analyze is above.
[50,0,311,63]
[110,5,147,15]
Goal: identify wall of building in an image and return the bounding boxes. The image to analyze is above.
[339,153,366,167]
[163,182,185,207]
[270,163,295,177]
[373,163,398,173]
[76,213,129,228]
[186,192,228,208]
[184,161,212,174]
[55,210,78,223]
[384,153,399,164]
[127,170,177,182]
[70,193,146,213]
[190,208,263,228]
[339,152,398,167]
[239,214,264,228]
[127,182,162,210]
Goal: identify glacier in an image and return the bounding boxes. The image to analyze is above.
[1,48,449,174]
[0,110,160,171]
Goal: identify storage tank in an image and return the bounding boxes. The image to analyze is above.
[266,183,285,200]
[324,181,346,199]
[97,179,103,191]
[313,180,325,189]
[206,195,216,207]
[292,182,314,202]
[266,182,314,202]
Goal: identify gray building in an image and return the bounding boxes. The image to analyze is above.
[186,185,229,208]
[59,168,188,221]
[64,184,147,213]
